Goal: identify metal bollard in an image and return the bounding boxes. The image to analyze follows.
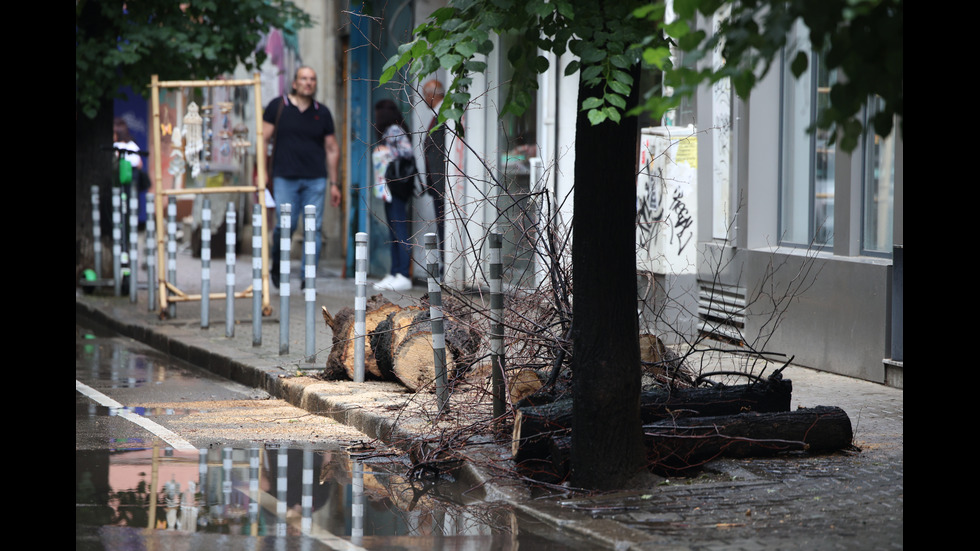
[91,186,103,280]
[248,448,260,532]
[252,204,263,347]
[128,188,139,303]
[201,198,211,328]
[276,447,288,537]
[112,187,122,296]
[302,446,313,534]
[354,232,368,382]
[489,232,505,419]
[351,459,364,546]
[146,194,157,312]
[426,233,448,410]
[225,204,236,338]
[279,204,291,355]
[166,196,178,318]
[304,205,316,363]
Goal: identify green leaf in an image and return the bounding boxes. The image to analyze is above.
[608,80,631,96]
[642,46,672,69]
[456,40,478,58]
[605,92,626,109]
[582,65,603,81]
[587,108,608,125]
[663,20,690,39]
[534,55,550,73]
[604,106,621,123]
[790,51,809,78]
[564,59,581,76]
[581,96,604,110]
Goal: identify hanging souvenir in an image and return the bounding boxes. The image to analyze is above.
[183,102,203,178]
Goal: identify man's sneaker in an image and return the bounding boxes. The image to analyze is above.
[375,273,412,292]
[373,274,395,290]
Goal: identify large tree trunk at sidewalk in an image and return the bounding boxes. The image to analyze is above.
[569,61,645,490]
[76,97,114,283]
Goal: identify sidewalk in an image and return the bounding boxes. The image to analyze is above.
[76,244,903,550]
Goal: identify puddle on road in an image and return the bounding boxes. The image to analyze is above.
[75,445,588,550]
[75,319,593,549]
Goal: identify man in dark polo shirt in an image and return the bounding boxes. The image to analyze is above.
[263,66,341,288]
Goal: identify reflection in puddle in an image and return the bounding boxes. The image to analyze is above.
[75,445,534,545]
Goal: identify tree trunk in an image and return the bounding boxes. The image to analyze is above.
[570,59,645,490]
[76,96,114,283]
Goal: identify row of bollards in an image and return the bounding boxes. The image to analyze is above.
[88,188,506,406]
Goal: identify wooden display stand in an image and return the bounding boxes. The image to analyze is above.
[149,73,271,317]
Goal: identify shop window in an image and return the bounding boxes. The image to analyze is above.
[862,97,895,256]
[779,22,835,248]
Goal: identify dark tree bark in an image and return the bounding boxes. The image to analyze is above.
[514,376,793,472]
[570,60,645,490]
[644,406,854,475]
[76,96,114,283]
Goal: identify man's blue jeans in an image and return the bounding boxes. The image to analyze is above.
[271,177,326,279]
[385,195,411,278]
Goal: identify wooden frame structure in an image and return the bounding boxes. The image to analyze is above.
[150,73,271,317]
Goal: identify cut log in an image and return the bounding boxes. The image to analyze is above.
[388,310,481,392]
[322,295,400,380]
[391,318,455,392]
[370,306,425,380]
[512,375,792,465]
[643,405,854,475]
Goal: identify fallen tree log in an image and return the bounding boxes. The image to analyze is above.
[370,306,425,380]
[322,295,400,380]
[520,405,853,482]
[386,310,480,392]
[513,375,792,464]
[643,405,853,475]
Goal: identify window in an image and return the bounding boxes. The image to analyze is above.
[862,97,895,255]
[779,22,836,248]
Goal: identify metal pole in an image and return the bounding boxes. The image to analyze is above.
[146,194,157,312]
[354,232,368,382]
[279,204,291,355]
[91,186,102,280]
[301,446,313,534]
[128,187,139,303]
[351,459,364,546]
[248,448,259,536]
[200,198,211,328]
[489,232,505,419]
[276,448,288,536]
[426,233,448,410]
[304,205,316,363]
[166,196,177,318]
[252,204,263,347]
[112,187,122,296]
[225,204,236,338]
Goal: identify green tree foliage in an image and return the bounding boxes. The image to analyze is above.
[634,0,903,152]
[381,0,664,130]
[383,0,902,151]
[75,0,313,119]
